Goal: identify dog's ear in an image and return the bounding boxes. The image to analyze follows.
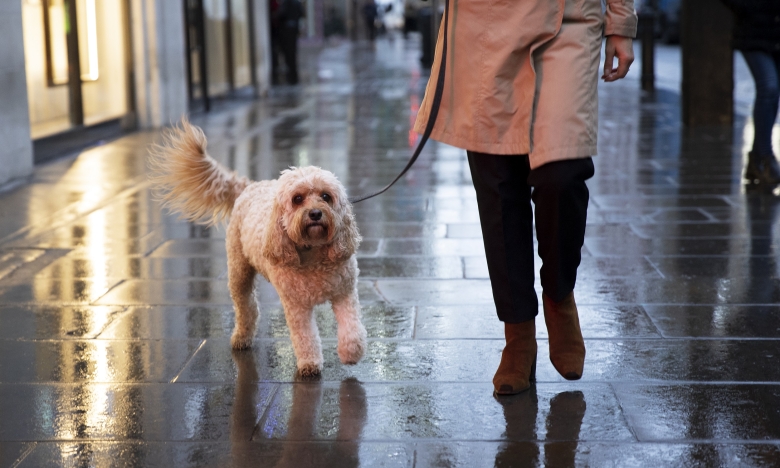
[327,199,361,262]
[262,201,299,266]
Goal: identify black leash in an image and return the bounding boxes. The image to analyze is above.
[348,0,450,204]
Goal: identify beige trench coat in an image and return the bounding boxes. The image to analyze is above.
[413,0,637,168]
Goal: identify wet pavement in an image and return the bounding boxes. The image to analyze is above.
[2,35,780,467]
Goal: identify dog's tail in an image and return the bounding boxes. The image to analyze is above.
[149,119,250,225]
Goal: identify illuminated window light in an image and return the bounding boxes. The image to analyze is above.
[81,0,99,81]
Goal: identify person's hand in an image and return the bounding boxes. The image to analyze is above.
[602,35,634,82]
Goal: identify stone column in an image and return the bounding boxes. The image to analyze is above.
[129,0,189,128]
[681,0,734,126]
[0,0,33,186]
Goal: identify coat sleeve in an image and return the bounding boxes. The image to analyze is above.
[603,0,638,38]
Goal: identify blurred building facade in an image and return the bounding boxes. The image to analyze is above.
[0,0,282,186]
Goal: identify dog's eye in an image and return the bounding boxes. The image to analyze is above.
[321,193,332,203]
[293,195,303,205]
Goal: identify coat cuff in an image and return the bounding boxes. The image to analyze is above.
[603,0,638,38]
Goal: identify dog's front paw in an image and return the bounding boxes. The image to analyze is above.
[231,331,254,350]
[338,320,367,365]
[338,336,367,365]
[297,361,322,377]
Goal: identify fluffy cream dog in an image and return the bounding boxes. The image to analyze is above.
[150,121,367,376]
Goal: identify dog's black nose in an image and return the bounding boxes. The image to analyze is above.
[309,209,322,221]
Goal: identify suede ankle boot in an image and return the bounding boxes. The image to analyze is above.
[493,320,537,395]
[543,292,585,380]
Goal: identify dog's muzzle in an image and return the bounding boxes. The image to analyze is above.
[305,224,327,239]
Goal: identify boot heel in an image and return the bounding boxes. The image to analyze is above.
[529,353,537,383]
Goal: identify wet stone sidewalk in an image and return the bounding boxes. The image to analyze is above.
[2,36,780,467]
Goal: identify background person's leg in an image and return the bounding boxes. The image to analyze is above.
[270,33,281,85]
[467,151,538,323]
[280,27,299,84]
[742,50,780,157]
[528,157,594,302]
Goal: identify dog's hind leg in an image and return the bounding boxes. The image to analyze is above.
[228,242,258,350]
[282,299,323,376]
[332,290,367,365]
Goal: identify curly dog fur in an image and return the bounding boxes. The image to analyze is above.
[150,120,367,376]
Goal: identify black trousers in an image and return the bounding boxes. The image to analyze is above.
[467,152,594,323]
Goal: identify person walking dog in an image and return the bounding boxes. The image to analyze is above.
[414,0,637,395]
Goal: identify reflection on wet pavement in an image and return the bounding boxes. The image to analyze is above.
[2,35,780,466]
